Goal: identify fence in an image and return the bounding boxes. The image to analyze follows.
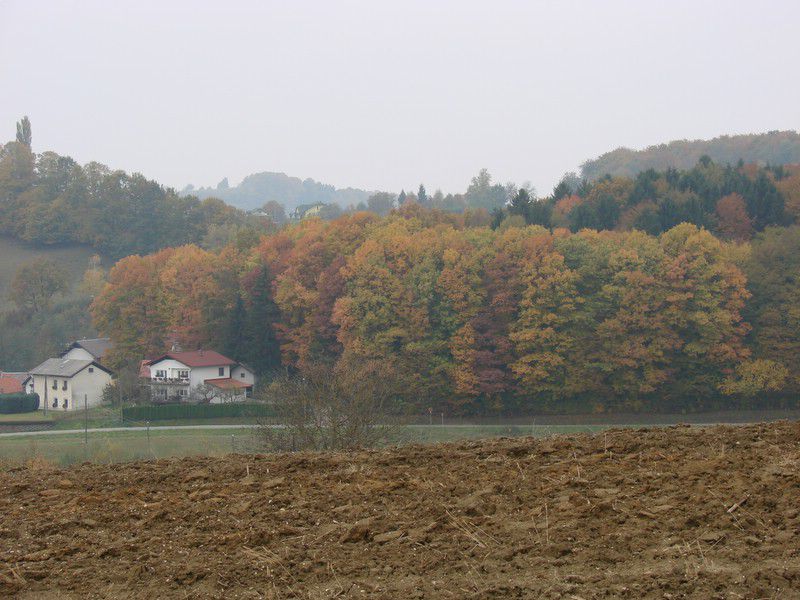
[122,402,275,422]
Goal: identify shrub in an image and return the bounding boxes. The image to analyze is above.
[258,361,406,452]
[0,393,40,414]
[122,402,274,422]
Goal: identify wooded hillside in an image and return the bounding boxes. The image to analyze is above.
[0,139,260,260]
[581,130,800,180]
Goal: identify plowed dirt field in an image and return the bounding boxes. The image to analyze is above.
[1,422,799,598]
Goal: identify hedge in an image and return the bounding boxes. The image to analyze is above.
[0,393,40,414]
[122,402,275,422]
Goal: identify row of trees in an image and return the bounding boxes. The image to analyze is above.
[91,206,797,414]
[491,158,799,240]
[275,159,799,243]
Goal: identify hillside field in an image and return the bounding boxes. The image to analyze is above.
[1,421,798,598]
[0,236,99,309]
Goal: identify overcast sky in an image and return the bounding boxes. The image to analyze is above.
[2,0,799,195]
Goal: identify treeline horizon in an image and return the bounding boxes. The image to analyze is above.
[92,207,799,415]
[3,117,800,260]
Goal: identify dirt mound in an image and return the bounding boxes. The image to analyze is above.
[1,422,799,598]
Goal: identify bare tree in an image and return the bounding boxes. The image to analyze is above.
[258,361,406,452]
[192,383,217,404]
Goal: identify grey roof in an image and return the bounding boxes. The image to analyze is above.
[30,358,108,378]
[62,337,113,360]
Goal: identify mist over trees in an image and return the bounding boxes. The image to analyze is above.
[184,172,372,212]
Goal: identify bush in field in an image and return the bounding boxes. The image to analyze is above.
[0,393,40,413]
[258,361,406,452]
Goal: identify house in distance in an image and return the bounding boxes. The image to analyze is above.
[143,350,255,403]
[28,358,113,411]
[60,337,113,364]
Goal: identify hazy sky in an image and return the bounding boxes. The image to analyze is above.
[2,0,799,195]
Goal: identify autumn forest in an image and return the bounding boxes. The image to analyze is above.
[3,119,800,415]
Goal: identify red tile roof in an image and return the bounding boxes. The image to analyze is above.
[147,350,236,368]
[0,376,23,394]
[204,377,251,390]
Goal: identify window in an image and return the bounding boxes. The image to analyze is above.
[154,388,168,399]
[178,370,189,380]
[52,380,58,390]
[178,388,188,397]
[240,372,245,378]
[52,398,58,408]
[88,367,94,373]
[62,381,67,391]
[219,367,225,376]
[155,369,167,379]
[62,399,68,409]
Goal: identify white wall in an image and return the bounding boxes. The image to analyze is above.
[231,365,256,387]
[70,367,112,410]
[32,373,71,411]
[62,347,95,361]
[31,367,111,411]
[148,359,190,380]
[190,365,230,389]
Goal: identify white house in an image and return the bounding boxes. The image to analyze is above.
[29,358,113,411]
[144,350,255,403]
[60,338,113,363]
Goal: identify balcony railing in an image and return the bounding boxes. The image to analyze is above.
[147,377,190,385]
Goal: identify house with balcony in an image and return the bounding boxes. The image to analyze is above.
[143,350,255,403]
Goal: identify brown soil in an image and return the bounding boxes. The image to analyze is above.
[1,422,799,599]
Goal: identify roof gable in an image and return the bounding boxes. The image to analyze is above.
[61,338,113,360]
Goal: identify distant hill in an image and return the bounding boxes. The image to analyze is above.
[183,172,373,211]
[581,130,800,181]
